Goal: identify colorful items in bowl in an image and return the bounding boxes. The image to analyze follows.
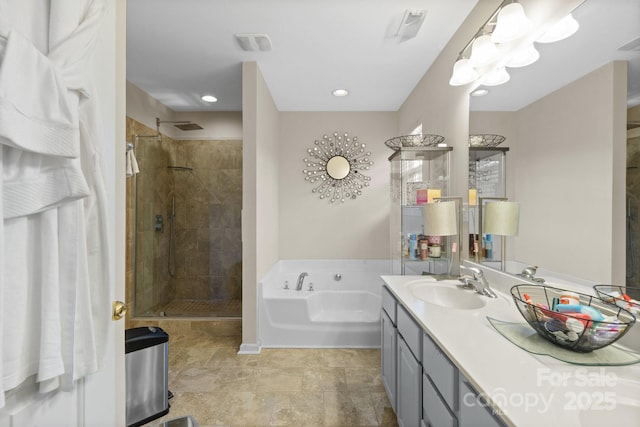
[593,284,640,316]
[511,285,636,352]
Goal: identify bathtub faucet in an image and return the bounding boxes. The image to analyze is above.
[296,272,308,291]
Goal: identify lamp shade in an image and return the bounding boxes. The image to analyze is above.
[468,34,500,68]
[449,58,479,86]
[491,2,532,44]
[481,67,510,86]
[506,43,540,68]
[484,201,520,236]
[424,201,457,236]
[537,13,579,43]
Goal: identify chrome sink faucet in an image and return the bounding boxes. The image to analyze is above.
[296,272,308,291]
[517,265,545,283]
[459,266,497,298]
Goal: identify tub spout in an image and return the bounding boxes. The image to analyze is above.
[296,272,308,291]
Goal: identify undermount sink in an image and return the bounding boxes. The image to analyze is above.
[407,280,487,310]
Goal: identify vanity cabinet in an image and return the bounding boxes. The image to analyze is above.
[382,285,506,427]
[458,375,506,427]
[389,147,452,275]
[396,305,423,427]
[381,287,397,410]
[397,337,422,427]
[422,333,458,427]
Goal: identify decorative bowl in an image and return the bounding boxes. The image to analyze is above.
[468,134,505,147]
[384,134,445,151]
[511,285,636,352]
[593,285,640,317]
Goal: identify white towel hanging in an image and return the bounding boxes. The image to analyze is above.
[126,148,139,177]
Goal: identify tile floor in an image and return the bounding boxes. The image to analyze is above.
[147,330,398,427]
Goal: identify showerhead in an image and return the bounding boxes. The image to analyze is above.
[174,123,203,131]
[156,117,204,132]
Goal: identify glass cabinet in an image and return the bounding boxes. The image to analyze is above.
[389,147,452,275]
[468,146,509,266]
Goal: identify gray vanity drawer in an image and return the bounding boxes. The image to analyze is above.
[423,374,458,427]
[381,286,397,325]
[423,332,457,411]
[459,376,506,427]
[397,305,422,360]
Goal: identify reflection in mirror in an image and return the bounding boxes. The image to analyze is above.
[468,147,508,268]
[326,156,350,179]
[481,199,520,271]
[465,2,636,283]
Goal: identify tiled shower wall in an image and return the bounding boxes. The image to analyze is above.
[172,138,243,302]
[125,117,242,317]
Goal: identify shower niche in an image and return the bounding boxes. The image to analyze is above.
[126,118,242,318]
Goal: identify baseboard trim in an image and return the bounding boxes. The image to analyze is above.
[238,342,261,354]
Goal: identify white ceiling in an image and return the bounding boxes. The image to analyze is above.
[126,0,640,113]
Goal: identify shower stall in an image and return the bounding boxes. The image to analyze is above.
[126,117,242,318]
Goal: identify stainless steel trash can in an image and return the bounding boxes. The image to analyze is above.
[126,326,170,427]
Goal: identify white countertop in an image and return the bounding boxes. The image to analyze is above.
[381,268,640,427]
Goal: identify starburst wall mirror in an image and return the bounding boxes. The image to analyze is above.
[303,132,373,203]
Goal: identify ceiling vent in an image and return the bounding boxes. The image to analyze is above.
[235,33,272,51]
[396,9,426,41]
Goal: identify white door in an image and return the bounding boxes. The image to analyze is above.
[0,0,126,425]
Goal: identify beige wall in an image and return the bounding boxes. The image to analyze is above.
[514,61,626,283]
[242,62,280,349]
[278,112,396,259]
[126,81,175,133]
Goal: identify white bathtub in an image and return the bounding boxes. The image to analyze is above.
[258,259,390,348]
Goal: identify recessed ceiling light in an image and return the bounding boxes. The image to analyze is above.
[470,89,489,97]
[332,89,349,97]
[201,95,218,103]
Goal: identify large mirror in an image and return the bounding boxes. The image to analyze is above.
[326,156,350,179]
[466,0,639,284]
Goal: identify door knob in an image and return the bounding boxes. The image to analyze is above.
[112,301,128,320]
